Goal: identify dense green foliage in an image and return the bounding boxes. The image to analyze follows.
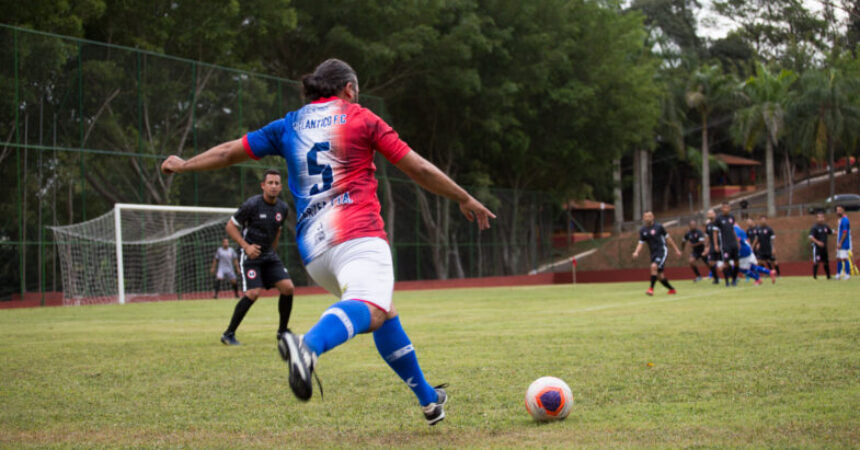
[1,280,858,447]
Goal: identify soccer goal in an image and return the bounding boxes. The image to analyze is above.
[50,203,235,305]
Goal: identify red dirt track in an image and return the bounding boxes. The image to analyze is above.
[1,260,843,309]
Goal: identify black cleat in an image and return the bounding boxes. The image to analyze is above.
[278,332,318,401]
[220,332,240,346]
[422,384,449,426]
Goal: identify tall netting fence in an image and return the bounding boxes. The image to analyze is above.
[1,25,565,303]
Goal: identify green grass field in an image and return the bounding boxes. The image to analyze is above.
[2,278,859,448]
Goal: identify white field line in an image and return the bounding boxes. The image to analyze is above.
[562,286,751,315]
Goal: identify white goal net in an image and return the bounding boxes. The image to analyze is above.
[50,204,235,305]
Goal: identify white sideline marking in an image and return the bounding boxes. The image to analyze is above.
[563,286,751,315]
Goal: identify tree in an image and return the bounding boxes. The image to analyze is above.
[732,62,797,216]
[788,60,860,198]
[686,64,737,213]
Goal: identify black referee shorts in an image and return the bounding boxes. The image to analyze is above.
[240,253,290,291]
[812,246,829,263]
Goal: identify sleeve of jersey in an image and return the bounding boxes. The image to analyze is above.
[232,201,251,227]
[243,119,287,160]
[370,113,411,163]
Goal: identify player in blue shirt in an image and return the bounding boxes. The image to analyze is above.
[734,225,775,285]
[835,205,853,280]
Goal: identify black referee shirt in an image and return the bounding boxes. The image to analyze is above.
[232,194,289,256]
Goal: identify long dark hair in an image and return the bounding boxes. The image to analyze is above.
[301,58,358,101]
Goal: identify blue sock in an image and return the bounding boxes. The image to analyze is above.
[754,265,770,275]
[373,316,437,406]
[837,260,843,275]
[745,269,760,281]
[303,300,371,356]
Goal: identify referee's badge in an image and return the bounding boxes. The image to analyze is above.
[276,212,283,222]
[650,229,656,235]
[247,269,258,279]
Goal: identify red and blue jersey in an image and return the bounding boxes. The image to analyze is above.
[242,97,411,264]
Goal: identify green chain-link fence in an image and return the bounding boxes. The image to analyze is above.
[1,25,563,302]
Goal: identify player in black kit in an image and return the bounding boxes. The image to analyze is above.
[704,210,722,284]
[808,212,834,280]
[681,219,709,281]
[755,215,780,275]
[632,211,682,296]
[712,202,740,286]
[221,169,295,345]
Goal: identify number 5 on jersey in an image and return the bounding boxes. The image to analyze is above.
[307,142,333,195]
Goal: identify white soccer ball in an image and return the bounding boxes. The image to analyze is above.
[525,376,573,422]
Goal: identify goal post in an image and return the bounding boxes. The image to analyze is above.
[51,203,236,305]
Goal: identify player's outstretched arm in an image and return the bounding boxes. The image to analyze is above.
[394,151,496,230]
[667,235,682,257]
[161,138,249,174]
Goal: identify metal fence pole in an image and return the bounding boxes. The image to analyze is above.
[14,28,24,299]
[78,42,86,221]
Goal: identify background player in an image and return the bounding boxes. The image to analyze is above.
[210,238,240,299]
[161,58,495,425]
[734,224,775,285]
[808,212,834,280]
[221,169,295,345]
[681,219,708,281]
[704,210,722,285]
[632,211,682,296]
[755,215,780,276]
[835,205,852,280]
[713,202,740,286]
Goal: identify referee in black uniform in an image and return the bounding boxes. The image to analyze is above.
[632,211,682,296]
[712,202,740,286]
[221,169,295,345]
[681,219,709,281]
[756,215,780,275]
[808,211,834,280]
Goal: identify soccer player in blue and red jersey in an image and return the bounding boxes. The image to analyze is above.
[835,205,853,280]
[162,59,495,425]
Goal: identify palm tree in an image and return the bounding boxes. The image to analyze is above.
[686,64,737,213]
[788,63,860,197]
[732,63,797,217]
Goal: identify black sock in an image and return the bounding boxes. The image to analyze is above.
[813,264,818,279]
[766,261,773,270]
[692,266,701,277]
[824,263,831,279]
[278,294,293,334]
[213,279,220,298]
[711,266,719,281]
[660,279,674,290]
[723,267,731,285]
[775,264,780,276]
[649,275,657,289]
[226,296,255,334]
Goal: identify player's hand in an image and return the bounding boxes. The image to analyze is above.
[161,155,186,174]
[675,249,682,257]
[210,267,215,274]
[459,197,496,230]
[632,251,639,259]
[244,244,261,259]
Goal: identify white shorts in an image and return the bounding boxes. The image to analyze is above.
[216,268,237,281]
[836,249,851,259]
[306,237,394,312]
[739,254,757,271]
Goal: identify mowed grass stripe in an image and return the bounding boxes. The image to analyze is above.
[1,277,857,448]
